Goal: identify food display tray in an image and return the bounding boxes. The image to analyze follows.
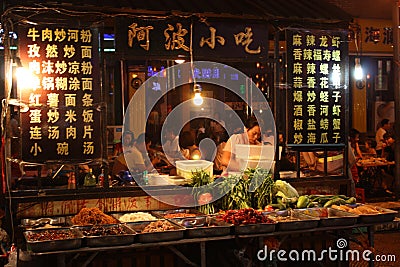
[350,205,397,224]
[170,216,233,238]
[267,210,319,231]
[152,209,206,219]
[126,220,185,243]
[110,211,159,223]
[234,221,276,235]
[20,217,71,229]
[24,227,83,253]
[76,224,136,247]
[296,208,359,227]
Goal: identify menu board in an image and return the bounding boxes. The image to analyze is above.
[18,26,102,162]
[286,29,347,145]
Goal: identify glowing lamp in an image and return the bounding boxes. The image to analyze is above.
[354,58,363,80]
[192,84,203,106]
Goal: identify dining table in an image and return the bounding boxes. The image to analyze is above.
[356,157,395,195]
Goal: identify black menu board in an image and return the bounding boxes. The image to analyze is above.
[286,29,347,145]
[18,25,102,162]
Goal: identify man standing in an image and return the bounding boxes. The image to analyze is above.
[375,119,391,157]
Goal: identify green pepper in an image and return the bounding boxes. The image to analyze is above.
[297,195,310,209]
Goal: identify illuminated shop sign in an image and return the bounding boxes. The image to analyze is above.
[115,18,268,60]
[286,29,347,145]
[18,25,102,162]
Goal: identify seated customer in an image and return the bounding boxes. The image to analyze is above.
[381,133,395,161]
[135,133,170,171]
[179,131,200,160]
[112,131,146,176]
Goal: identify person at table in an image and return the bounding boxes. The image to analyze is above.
[349,128,363,159]
[381,133,395,193]
[112,131,146,176]
[361,139,377,158]
[135,133,168,172]
[162,127,180,159]
[221,116,261,172]
[210,112,226,142]
[382,133,395,162]
[179,131,200,160]
[375,118,391,157]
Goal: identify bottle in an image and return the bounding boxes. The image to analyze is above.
[83,168,96,187]
[6,244,17,267]
[68,172,76,189]
[97,168,105,187]
[143,170,148,185]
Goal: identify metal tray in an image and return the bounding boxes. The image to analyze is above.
[152,209,206,219]
[234,221,276,235]
[344,205,398,224]
[126,220,185,243]
[20,217,70,229]
[76,224,136,247]
[170,216,233,238]
[111,211,159,223]
[296,208,359,227]
[24,227,83,253]
[267,210,320,231]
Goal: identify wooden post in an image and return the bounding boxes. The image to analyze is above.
[393,0,400,199]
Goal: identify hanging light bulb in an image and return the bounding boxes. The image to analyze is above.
[193,84,203,106]
[174,55,186,64]
[354,57,363,80]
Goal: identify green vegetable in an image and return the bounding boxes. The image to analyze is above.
[297,195,310,209]
[190,170,215,214]
[323,197,347,207]
[274,180,299,198]
[345,197,356,204]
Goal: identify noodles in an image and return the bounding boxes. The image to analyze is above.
[71,207,118,225]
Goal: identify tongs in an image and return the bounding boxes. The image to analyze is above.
[29,218,52,228]
[180,217,206,228]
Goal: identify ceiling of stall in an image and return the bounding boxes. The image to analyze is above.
[1,0,352,26]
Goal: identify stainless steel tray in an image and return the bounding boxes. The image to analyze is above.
[126,220,185,243]
[170,216,233,238]
[234,221,276,235]
[153,209,206,219]
[354,205,397,224]
[21,217,70,229]
[24,227,83,253]
[111,211,159,223]
[267,210,320,231]
[296,208,359,227]
[76,224,136,247]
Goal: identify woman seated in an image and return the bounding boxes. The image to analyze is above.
[112,131,146,177]
[179,131,200,160]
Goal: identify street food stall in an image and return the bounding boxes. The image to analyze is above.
[2,0,395,266]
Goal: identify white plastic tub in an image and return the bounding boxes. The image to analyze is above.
[175,160,213,179]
